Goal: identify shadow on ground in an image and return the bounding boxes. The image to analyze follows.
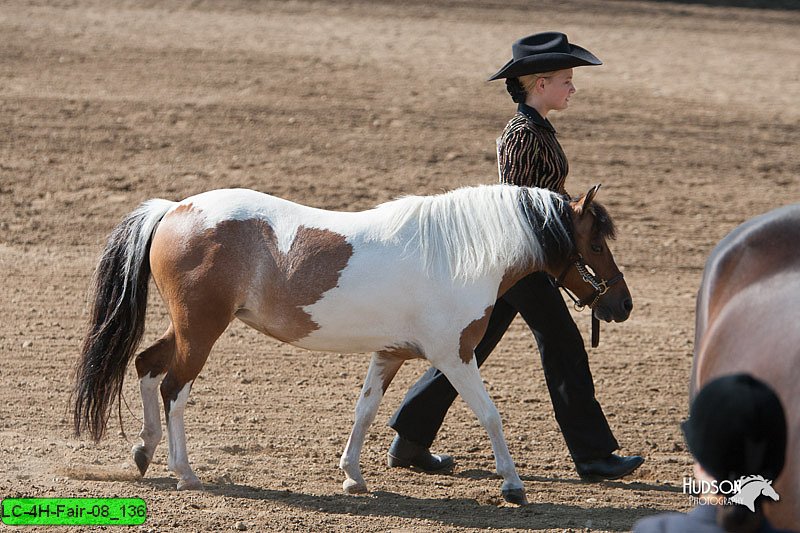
[456,469,683,493]
[180,482,664,531]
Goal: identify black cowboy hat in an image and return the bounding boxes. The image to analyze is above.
[488,32,602,81]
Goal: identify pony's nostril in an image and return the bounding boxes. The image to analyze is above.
[623,298,633,312]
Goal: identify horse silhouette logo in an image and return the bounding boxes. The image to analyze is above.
[729,475,780,512]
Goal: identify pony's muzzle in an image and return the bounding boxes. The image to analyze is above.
[595,296,632,323]
[622,296,633,315]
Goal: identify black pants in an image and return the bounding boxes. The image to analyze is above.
[388,271,619,462]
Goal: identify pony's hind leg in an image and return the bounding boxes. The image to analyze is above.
[160,314,232,491]
[132,327,176,477]
[340,352,404,494]
[148,208,247,490]
[161,372,200,490]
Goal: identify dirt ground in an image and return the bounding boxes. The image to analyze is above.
[1,1,798,531]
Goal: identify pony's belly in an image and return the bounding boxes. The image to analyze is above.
[235,308,399,354]
[288,334,393,354]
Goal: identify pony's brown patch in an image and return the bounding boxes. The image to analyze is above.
[459,306,493,364]
[246,222,354,343]
[151,213,353,394]
[377,344,424,392]
[170,202,196,215]
[380,343,425,361]
[151,208,247,391]
[149,215,354,404]
[134,327,176,379]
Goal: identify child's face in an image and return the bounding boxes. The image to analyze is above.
[541,69,576,112]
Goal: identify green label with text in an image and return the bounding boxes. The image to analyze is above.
[1,497,147,526]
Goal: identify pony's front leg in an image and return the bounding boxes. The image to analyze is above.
[340,352,404,494]
[435,356,527,505]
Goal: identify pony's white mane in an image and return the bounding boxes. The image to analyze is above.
[371,184,571,281]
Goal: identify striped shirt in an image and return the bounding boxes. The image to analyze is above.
[497,103,569,194]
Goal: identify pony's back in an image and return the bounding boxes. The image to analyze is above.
[177,185,571,283]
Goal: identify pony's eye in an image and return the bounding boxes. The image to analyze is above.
[591,244,603,253]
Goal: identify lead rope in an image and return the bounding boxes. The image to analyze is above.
[580,264,603,347]
[574,259,604,347]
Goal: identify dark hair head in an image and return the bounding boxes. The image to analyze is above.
[684,374,787,533]
[683,373,786,482]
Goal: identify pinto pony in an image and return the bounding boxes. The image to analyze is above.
[73,184,631,504]
[691,203,800,527]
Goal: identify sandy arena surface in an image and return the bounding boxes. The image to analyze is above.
[1,1,799,531]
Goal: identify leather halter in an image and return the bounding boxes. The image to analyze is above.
[553,255,625,348]
[554,255,625,312]
[547,197,624,347]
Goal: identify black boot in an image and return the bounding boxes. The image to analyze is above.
[575,453,644,481]
[387,435,455,473]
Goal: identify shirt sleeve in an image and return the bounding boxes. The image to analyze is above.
[498,127,542,188]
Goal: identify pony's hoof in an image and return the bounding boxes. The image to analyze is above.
[176,478,203,491]
[501,487,528,505]
[131,445,150,477]
[342,478,368,495]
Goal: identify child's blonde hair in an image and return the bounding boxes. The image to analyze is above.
[519,71,558,93]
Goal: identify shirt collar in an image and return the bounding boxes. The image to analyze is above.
[517,103,556,133]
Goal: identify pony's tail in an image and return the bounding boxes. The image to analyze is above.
[73,198,174,442]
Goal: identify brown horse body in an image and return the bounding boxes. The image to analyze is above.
[691,203,800,528]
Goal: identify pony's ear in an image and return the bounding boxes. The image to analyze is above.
[575,184,601,215]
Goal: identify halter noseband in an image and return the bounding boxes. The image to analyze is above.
[553,255,625,312]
